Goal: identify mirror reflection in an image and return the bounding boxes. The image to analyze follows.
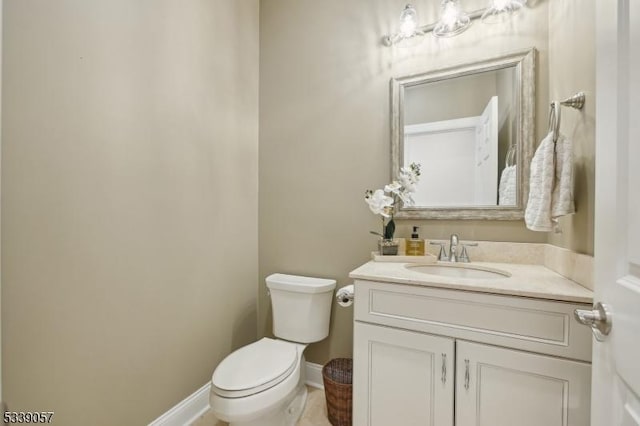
[392,48,535,220]
[403,67,517,207]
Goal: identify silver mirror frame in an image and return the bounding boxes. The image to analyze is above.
[391,48,536,220]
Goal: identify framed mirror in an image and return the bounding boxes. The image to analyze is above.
[391,48,536,220]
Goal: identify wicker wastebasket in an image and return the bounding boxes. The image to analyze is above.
[322,358,353,426]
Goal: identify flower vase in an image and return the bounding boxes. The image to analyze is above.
[378,239,399,256]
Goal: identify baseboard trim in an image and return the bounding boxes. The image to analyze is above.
[148,382,211,426]
[149,362,324,425]
[305,362,324,389]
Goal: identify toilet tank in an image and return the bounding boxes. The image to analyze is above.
[266,273,336,343]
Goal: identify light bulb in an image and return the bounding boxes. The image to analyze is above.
[399,4,419,38]
[481,0,527,24]
[442,1,460,25]
[433,0,471,38]
[493,0,512,10]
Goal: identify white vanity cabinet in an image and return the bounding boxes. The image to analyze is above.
[352,279,593,426]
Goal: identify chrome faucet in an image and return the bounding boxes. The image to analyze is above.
[459,242,478,263]
[430,241,449,261]
[430,234,478,263]
[449,234,459,263]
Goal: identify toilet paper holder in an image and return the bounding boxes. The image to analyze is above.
[336,285,354,307]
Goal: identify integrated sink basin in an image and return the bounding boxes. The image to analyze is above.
[405,264,511,279]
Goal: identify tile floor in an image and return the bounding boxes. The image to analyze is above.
[191,386,332,426]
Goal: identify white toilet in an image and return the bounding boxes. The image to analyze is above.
[210,273,336,426]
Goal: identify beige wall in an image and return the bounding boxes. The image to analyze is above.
[547,0,596,255]
[0,0,3,403]
[404,72,498,125]
[259,0,555,364]
[1,1,259,424]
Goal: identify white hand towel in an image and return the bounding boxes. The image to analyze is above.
[550,134,575,222]
[498,165,517,205]
[525,132,556,231]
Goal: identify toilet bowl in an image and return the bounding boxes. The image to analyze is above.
[210,338,308,426]
[210,273,336,426]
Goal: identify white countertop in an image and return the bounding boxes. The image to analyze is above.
[349,261,594,304]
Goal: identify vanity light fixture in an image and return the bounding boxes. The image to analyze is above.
[382,4,425,46]
[481,0,527,24]
[433,0,471,38]
[399,4,420,38]
[382,0,527,46]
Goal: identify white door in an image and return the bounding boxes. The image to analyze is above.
[591,0,640,424]
[353,322,454,426]
[404,118,478,206]
[455,341,591,426]
[474,96,499,205]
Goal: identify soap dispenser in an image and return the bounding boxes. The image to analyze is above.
[406,226,425,256]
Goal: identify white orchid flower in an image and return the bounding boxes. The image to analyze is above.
[384,181,402,195]
[400,168,418,183]
[365,189,394,217]
[397,190,415,206]
[364,162,420,240]
[401,163,421,180]
[398,174,416,193]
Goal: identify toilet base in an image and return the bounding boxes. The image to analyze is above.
[228,383,307,426]
[211,344,310,425]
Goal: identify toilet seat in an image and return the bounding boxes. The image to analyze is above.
[212,338,298,398]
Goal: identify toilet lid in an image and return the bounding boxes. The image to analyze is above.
[212,338,298,397]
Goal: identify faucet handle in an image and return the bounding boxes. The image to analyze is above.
[458,243,478,263]
[429,242,449,261]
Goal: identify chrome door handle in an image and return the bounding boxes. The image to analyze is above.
[441,353,447,384]
[574,302,612,341]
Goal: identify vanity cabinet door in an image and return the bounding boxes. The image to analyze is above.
[455,341,591,426]
[353,322,454,426]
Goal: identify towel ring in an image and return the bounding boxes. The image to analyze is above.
[548,101,561,143]
[505,145,517,167]
[548,92,585,144]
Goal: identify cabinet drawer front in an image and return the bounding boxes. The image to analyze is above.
[354,280,592,361]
